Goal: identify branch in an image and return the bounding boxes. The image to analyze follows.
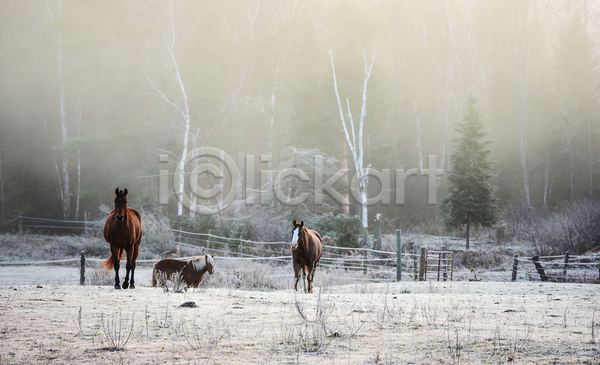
[328,49,358,163]
[346,98,356,148]
[358,50,375,167]
[410,11,444,77]
[138,67,183,115]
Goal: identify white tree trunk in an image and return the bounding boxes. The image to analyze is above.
[518,65,530,207]
[75,98,82,220]
[58,31,69,219]
[543,150,550,207]
[0,150,4,222]
[46,0,70,219]
[515,1,534,208]
[170,1,191,216]
[414,102,423,171]
[140,0,191,216]
[341,152,350,216]
[329,50,375,246]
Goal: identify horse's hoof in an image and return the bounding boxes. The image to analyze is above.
[129,284,135,289]
[115,285,121,290]
[122,282,129,289]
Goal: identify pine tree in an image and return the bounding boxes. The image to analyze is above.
[441,95,499,250]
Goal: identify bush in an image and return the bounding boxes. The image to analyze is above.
[170,214,222,236]
[306,213,361,248]
[138,209,175,255]
[453,247,515,269]
[513,199,600,255]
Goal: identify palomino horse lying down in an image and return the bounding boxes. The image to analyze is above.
[151,255,215,290]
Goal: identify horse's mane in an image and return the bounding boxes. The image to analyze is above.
[190,255,212,272]
[299,226,315,243]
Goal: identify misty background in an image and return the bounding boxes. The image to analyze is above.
[0,0,599,245]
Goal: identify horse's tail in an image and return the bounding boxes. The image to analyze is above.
[151,265,157,287]
[101,249,123,272]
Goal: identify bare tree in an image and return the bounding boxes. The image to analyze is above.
[414,102,423,171]
[139,0,191,216]
[329,49,375,248]
[0,150,4,223]
[513,0,534,208]
[74,98,82,220]
[45,0,70,219]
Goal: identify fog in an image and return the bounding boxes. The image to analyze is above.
[0,0,598,230]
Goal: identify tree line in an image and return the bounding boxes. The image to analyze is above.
[0,0,598,241]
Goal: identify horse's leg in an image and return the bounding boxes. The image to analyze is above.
[122,249,133,289]
[302,266,308,293]
[306,263,315,293]
[129,240,140,289]
[293,260,301,291]
[111,246,121,289]
[307,263,317,294]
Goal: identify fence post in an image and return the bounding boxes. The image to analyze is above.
[396,229,402,281]
[18,213,23,234]
[363,246,367,276]
[442,245,447,281]
[511,255,518,282]
[207,229,211,249]
[201,247,205,256]
[419,247,426,281]
[239,235,243,257]
[413,245,418,281]
[80,251,85,286]
[563,251,569,283]
[531,255,548,282]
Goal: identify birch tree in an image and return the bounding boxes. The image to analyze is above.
[0,150,4,223]
[329,49,375,248]
[411,0,484,172]
[510,0,558,207]
[74,98,82,220]
[513,0,534,208]
[138,0,191,216]
[45,0,70,219]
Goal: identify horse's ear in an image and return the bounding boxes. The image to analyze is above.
[293,220,297,226]
[211,254,214,258]
[115,188,119,195]
[300,220,304,227]
[124,188,128,197]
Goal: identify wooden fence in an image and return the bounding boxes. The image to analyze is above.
[511,252,600,283]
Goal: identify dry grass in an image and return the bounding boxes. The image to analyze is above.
[1,281,599,364]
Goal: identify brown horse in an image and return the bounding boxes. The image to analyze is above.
[151,255,215,290]
[291,220,322,293]
[102,188,142,289]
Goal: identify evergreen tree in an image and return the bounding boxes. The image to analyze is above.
[441,95,499,250]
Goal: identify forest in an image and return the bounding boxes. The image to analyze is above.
[0,0,599,253]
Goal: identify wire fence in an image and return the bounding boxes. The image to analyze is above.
[169,227,416,281]
[2,216,424,285]
[16,216,600,286]
[513,253,600,283]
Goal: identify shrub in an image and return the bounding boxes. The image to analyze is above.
[306,213,361,248]
[170,214,222,236]
[138,209,174,255]
[512,199,600,255]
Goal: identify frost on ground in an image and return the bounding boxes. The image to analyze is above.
[0,281,599,364]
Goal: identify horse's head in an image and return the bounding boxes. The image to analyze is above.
[291,220,304,250]
[113,188,128,223]
[205,254,215,275]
